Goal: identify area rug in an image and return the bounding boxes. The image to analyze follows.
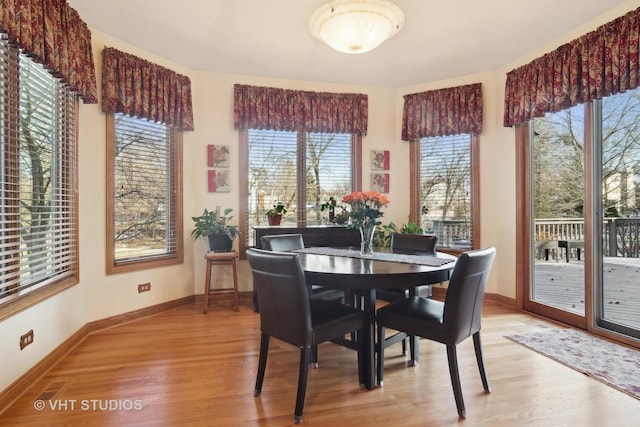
[505,328,640,400]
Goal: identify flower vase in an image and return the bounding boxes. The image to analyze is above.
[359,223,376,256]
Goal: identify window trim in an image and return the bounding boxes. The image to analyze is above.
[409,135,480,254]
[105,113,184,274]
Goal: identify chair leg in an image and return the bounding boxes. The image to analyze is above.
[376,324,385,385]
[473,332,491,393]
[254,333,270,396]
[409,335,419,365]
[311,345,319,368]
[356,327,365,387]
[446,344,466,419]
[401,337,407,355]
[294,346,311,424]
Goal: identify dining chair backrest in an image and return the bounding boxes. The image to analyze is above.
[390,233,438,255]
[246,248,312,346]
[442,247,496,344]
[261,234,305,252]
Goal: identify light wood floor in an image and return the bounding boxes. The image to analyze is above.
[1,298,638,426]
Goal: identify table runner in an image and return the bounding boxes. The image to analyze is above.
[292,247,456,267]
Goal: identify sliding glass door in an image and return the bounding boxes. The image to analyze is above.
[528,106,586,327]
[522,89,640,340]
[595,89,640,339]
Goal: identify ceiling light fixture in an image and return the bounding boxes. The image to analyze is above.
[309,0,405,54]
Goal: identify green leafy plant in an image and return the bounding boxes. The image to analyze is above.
[320,196,337,213]
[400,221,423,235]
[373,220,423,247]
[266,202,287,218]
[334,208,350,224]
[374,221,397,247]
[191,208,239,240]
[321,196,349,223]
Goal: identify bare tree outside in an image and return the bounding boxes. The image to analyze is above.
[532,105,585,218]
[19,60,57,280]
[306,133,351,223]
[113,114,173,259]
[247,130,352,245]
[419,134,472,247]
[248,130,297,226]
[533,93,640,220]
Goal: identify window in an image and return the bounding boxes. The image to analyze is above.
[0,37,79,317]
[414,134,476,249]
[243,129,358,247]
[106,113,183,274]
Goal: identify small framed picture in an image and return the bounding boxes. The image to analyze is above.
[207,144,230,168]
[371,150,390,171]
[208,169,230,192]
[372,173,390,193]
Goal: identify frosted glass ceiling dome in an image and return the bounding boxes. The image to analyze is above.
[309,0,405,54]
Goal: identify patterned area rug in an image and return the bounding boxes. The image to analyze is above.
[506,328,640,400]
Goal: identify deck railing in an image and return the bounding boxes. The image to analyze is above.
[535,218,640,258]
[427,219,471,248]
[425,217,640,257]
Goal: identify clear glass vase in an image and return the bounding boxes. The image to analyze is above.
[359,222,376,256]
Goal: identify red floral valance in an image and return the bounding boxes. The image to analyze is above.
[401,83,483,140]
[504,6,640,127]
[0,0,97,103]
[102,48,194,131]
[233,84,368,136]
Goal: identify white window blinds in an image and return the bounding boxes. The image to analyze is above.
[0,35,78,301]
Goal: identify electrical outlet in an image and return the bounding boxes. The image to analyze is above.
[138,282,151,293]
[20,329,34,350]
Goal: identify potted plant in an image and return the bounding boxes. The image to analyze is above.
[334,207,350,225]
[266,202,287,226]
[321,197,350,224]
[191,208,239,252]
[320,196,337,222]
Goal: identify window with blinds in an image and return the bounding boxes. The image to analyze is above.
[246,129,354,246]
[106,113,183,273]
[0,36,79,306]
[418,134,473,248]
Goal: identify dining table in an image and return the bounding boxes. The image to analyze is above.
[292,246,457,390]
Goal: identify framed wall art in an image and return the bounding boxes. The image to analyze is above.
[371,150,390,171]
[207,144,230,168]
[372,172,390,193]
[208,169,230,192]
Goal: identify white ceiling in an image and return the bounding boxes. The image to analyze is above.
[68,0,631,87]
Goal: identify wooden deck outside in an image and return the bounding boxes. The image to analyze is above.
[533,256,640,329]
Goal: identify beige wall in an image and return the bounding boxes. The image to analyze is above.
[2,0,639,394]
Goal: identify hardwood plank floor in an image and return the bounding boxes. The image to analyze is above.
[1,298,638,426]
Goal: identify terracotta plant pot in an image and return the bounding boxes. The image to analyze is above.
[267,214,282,226]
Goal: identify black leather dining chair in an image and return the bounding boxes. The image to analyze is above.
[260,234,345,303]
[377,233,438,359]
[260,233,305,252]
[376,247,496,419]
[260,233,346,367]
[246,248,367,424]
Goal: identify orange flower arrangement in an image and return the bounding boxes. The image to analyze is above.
[342,191,390,229]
